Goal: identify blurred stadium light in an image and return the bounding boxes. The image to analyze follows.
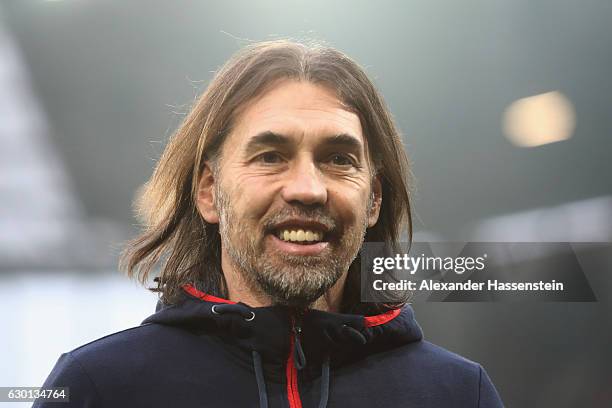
[503,91,576,147]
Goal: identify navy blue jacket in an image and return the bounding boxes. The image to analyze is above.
[35,284,503,407]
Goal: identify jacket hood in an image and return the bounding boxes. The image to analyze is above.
[143,284,423,373]
[144,284,425,408]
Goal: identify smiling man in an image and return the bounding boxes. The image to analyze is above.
[204,80,379,312]
[36,40,503,408]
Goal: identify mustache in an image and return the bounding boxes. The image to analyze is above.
[262,206,337,232]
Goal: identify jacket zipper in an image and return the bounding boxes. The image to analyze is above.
[286,313,304,408]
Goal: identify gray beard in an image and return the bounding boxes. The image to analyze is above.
[215,184,371,308]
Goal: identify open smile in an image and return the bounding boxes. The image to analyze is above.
[265,220,333,256]
[267,233,329,256]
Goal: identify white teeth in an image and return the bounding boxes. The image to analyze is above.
[277,229,323,242]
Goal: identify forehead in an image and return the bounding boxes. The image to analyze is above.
[228,80,364,146]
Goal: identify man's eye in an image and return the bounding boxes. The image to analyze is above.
[257,152,283,164]
[329,153,355,167]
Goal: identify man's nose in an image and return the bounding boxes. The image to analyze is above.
[280,158,327,206]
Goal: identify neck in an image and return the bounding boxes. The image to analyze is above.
[220,251,346,313]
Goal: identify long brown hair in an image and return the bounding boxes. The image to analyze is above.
[120,39,413,314]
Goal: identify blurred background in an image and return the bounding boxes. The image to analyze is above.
[1,1,611,406]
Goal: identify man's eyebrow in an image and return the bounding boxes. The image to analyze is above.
[243,131,292,156]
[322,133,364,151]
[242,131,364,156]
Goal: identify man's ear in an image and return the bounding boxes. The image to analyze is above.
[196,162,220,224]
[367,176,382,228]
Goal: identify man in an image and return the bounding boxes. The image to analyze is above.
[36,40,503,407]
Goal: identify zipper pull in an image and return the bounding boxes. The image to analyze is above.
[292,310,307,370]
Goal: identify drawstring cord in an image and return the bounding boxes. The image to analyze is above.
[318,355,330,408]
[252,350,269,408]
[251,349,331,408]
[212,304,352,408]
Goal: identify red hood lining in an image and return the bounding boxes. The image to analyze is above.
[183,283,236,304]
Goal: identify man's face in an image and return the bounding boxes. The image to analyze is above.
[202,80,381,307]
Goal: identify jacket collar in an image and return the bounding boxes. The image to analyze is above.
[142,284,423,380]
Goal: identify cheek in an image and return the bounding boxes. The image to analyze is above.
[329,186,370,226]
[226,175,276,222]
